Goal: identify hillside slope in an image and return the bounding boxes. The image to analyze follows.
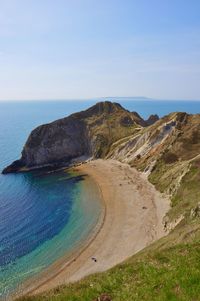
[107,111,200,222]
[10,102,200,300]
[19,232,200,301]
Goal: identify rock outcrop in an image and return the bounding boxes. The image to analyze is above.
[3,101,155,174]
[145,114,159,126]
[107,111,200,170]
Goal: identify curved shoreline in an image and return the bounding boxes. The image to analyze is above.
[14,159,170,299]
[10,170,105,300]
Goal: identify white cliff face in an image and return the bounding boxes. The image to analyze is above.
[21,116,89,167]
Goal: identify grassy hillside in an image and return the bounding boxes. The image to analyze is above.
[84,103,144,158]
[19,224,200,301]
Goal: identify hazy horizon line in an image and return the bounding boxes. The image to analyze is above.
[0,96,200,102]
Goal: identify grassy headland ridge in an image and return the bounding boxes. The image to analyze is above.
[5,101,200,301]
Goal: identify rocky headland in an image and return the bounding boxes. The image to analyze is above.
[2,101,158,174]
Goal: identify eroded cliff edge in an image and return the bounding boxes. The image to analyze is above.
[2,101,156,174]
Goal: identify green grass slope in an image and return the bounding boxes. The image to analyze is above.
[19,227,200,301]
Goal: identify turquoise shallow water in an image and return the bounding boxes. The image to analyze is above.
[0,102,103,299]
[0,99,199,298]
[0,169,102,299]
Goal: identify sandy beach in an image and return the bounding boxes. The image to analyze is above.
[21,159,170,296]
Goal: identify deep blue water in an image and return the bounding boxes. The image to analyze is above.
[0,171,75,267]
[0,100,103,298]
[0,98,199,298]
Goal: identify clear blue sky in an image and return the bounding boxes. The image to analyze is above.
[0,0,200,100]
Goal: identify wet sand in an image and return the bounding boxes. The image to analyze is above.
[21,159,170,297]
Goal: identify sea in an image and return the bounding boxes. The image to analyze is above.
[0,98,200,298]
